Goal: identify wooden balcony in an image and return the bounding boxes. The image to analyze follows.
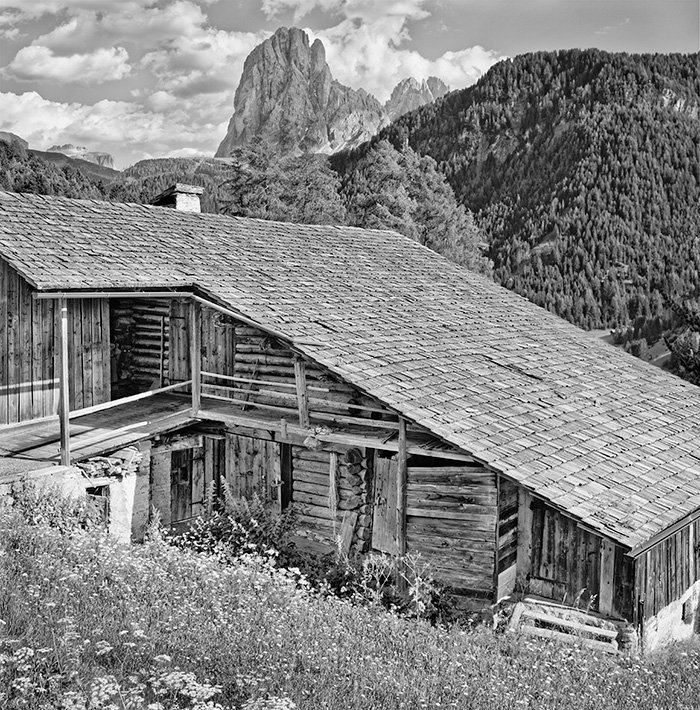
[0,391,196,464]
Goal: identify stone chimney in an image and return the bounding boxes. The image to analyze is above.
[151,183,204,213]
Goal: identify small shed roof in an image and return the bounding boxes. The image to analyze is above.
[1,190,700,549]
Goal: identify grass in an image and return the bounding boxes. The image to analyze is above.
[1,488,700,709]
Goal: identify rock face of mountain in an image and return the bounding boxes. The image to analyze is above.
[48,143,114,168]
[216,27,386,157]
[385,77,450,121]
[215,27,449,157]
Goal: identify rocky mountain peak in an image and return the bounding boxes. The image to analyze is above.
[47,143,114,168]
[385,77,450,121]
[215,27,449,158]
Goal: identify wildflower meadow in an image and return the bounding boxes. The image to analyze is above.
[1,487,699,709]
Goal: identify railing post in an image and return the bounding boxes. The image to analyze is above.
[190,299,201,413]
[57,298,71,465]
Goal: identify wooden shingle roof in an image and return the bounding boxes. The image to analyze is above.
[2,190,700,550]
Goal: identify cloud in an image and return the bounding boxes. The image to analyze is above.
[259,0,503,100]
[4,46,131,84]
[30,1,210,54]
[0,90,228,168]
[595,17,631,36]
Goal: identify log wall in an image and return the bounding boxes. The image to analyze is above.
[0,260,110,423]
[291,445,371,554]
[111,299,170,397]
[635,520,700,621]
[405,463,498,602]
[167,299,396,425]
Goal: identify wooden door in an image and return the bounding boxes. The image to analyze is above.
[170,447,205,523]
[372,454,398,554]
[225,433,281,505]
[171,448,193,522]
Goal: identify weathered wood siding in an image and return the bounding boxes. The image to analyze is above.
[635,520,700,621]
[0,260,110,423]
[224,432,280,502]
[170,299,235,388]
[405,463,498,601]
[522,496,634,619]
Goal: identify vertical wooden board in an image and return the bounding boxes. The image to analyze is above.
[0,260,7,424]
[203,437,215,505]
[68,301,81,410]
[191,447,205,517]
[81,301,94,409]
[598,539,615,616]
[30,288,42,418]
[266,440,282,512]
[530,504,544,576]
[690,523,696,584]
[6,265,19,423]
[92,299,109,405]
[372,454,398,554]
[516,489,533,580]
[151,449,172,527]
[17,275,31,421]
[169,299,189,383]
[39,297,54,418]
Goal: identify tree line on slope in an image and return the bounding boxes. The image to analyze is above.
[369,48,699,333]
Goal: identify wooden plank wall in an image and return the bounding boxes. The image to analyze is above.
[527,500,634,618]
[0,260,110,423]
[529,500,602,610]
[170,299,236,390]
[405,463,498,602]
[635,520,700,621]
[67,299,111,411]
[225,432,280,501]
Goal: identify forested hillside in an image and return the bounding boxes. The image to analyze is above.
[0,140,106,199]
[360,49,699,332]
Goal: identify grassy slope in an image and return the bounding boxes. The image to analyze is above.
[1,493,699,710]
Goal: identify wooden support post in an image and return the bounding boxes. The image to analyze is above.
[190,300,201,413]
[293,356,310,428]
[396,417,408,591]
[57,298,71,466]
[516,488,533,584]
[599,540,616,616]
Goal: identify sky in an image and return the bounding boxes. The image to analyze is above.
[0,0,697,169]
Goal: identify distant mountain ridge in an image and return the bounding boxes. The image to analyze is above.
[48,143,114,169]
[215,27,449,157]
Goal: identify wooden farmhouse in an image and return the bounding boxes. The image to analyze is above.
[1,185,700,651]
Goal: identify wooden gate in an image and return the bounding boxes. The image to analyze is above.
[372,454,399,554]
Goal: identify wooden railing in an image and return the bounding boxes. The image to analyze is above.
[198,370,400,431]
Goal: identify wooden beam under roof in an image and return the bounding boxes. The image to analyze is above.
[34,290,192,300]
